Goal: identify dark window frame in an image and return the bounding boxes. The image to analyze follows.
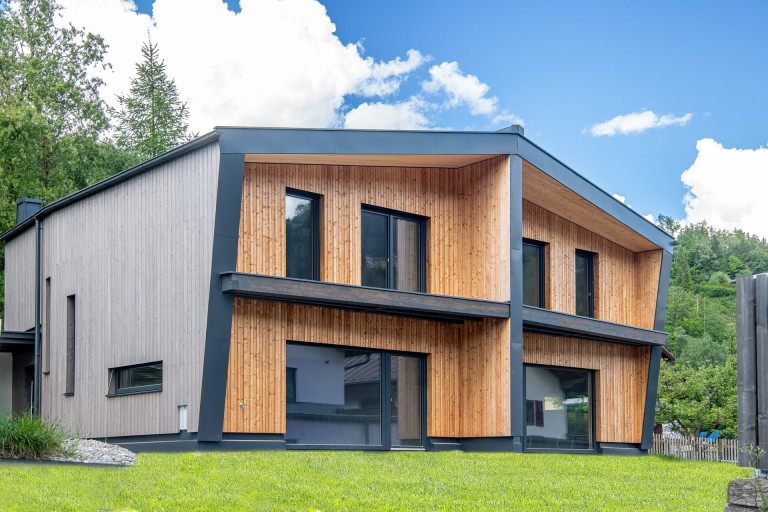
[361,204,427,293]
[575,249,595,318]
[523,363,596,453]
[523,238,546,308]
[107,361,163,397]
[64,294,75,396]
[286,367,297,404]
[286,188,321,281]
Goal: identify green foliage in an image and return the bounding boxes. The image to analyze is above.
[111,35,193,159]
[0,451,752,510]
[0,409,71,459]
[656,219,766,437]
[0,0,140,317]
[656,355,737,438]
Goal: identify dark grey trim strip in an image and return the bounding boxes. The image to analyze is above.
[640,345,662,450]
[522,306,668,346]
[1,132,222,242]
[756,274,768,468]
[216,126,519,156]
[197,152,245,442]
[509,154,525,438]
[516,137,674,251]
[460,436,523,452]
[654,250,673,331]
[108,433,287,453]
[220,272,510,321]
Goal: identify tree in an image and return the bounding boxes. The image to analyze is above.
[0,0,139,316]
[111,36,193,159]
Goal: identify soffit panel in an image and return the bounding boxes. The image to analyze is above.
[522,160,659,253]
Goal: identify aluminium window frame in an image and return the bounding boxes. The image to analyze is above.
[285,187,321,281]
[107,360,163,397]
[360,204,427,293]
[284,340,427,451]
[522,363,596,454]
[522,238,547,309]
[575,249,595,318]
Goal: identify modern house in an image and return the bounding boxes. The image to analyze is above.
[0,126,673,454]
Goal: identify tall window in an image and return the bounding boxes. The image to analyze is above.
[575,250,595,318]
[286,189,320,280]
[65,294,75,395]
[361,206,426,292]
[523,239,546,308]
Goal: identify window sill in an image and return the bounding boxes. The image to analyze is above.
[106,386,162,398]
[63,392,74,397]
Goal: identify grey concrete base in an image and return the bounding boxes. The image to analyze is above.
[428,438,462,451]
[109,432,287,453]
[460,436,523,452]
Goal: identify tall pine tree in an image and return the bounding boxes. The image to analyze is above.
[112,36,193,159]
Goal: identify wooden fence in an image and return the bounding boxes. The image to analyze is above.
[650,434,739,463]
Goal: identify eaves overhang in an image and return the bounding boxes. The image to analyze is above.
[0,330,34,353]
[220,272,511,323]
[0,131,222,242]
[522,305,668,347]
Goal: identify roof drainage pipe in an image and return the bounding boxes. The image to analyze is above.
[33,217,41,416]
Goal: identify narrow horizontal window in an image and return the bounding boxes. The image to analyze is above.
[108,361,163,396]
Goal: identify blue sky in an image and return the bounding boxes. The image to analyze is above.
[62,0,768,234]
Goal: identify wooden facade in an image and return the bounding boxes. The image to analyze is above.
[523,333,650,443]
[223,300,510,438]
[33,142,220,437]
[236,157,510,301]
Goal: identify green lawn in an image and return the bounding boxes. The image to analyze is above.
[0,451,751,511]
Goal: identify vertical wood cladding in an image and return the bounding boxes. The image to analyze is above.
[4,228,36,331]
[237,157,510,302]
[522,199,662,329]
[523,332,650,443]
[37,142,220,437]
[223,299,511,438]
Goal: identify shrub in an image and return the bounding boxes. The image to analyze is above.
[708,271,730,284]
[0,409,71,459]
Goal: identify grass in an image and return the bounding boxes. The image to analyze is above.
[0,410,72,460]
[0,450,752,511]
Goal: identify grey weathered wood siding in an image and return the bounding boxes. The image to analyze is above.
[38,142,220,437]
[4,227,36,331]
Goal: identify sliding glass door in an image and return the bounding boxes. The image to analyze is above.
[285,342,425,449]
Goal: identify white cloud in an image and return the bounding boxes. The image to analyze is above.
[589,110,692,137]
[682,138,768,238]
[343,99,431,130]
[612,193,626,203]
[422,61,497,116]
[55,0,435,133]
[643,213,655,224]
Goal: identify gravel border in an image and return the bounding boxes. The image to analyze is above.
[49,439,137,466]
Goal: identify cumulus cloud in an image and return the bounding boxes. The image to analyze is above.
[344,98,431,130]
[422,61,497,116]
[612,193,655,225]
[682,138,768,238]
[612,193,626,203]
[589,110,692,137]
[55,0,517,133]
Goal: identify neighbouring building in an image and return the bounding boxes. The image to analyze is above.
[0,126,673,453]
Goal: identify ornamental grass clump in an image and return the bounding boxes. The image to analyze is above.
[0,409,70,459]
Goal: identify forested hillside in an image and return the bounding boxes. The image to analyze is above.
[655,216,768,438]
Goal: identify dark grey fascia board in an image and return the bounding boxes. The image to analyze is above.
[0,330,35,353]
[1,131,222,242]
[220,272,511,322]
[516,136,674,253]
[522,306,668,346]
[216,126,518,156]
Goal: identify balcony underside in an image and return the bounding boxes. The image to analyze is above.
[522,306,667,346]
[0,330,34,353]
[220,273,510,323]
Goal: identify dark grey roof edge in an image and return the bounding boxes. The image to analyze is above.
[1,131,222,242]
[516,135,675,252]
[214,124,524,135]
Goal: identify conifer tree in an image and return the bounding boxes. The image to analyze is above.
[112,36,193,159]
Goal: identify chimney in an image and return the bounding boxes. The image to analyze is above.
[15,198,42,225]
